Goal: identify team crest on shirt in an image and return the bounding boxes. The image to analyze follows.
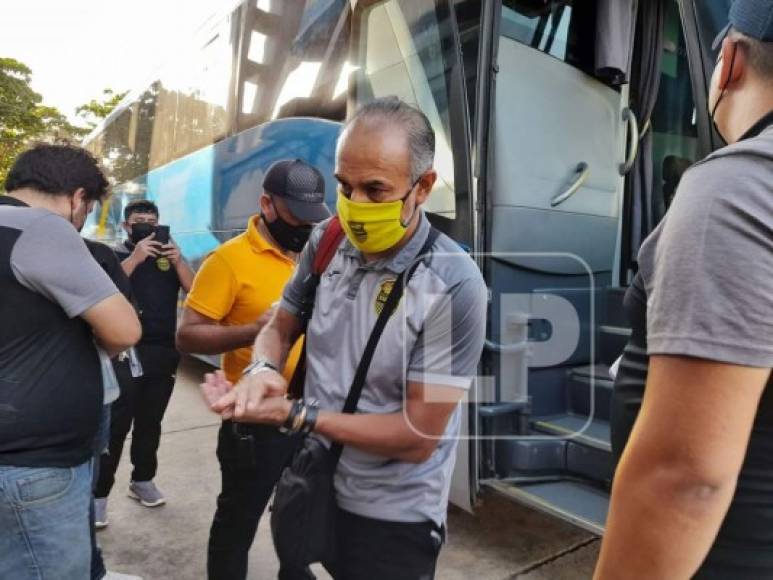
[349,221,368,242]
[374,278,398,315]
[156,257,171,272]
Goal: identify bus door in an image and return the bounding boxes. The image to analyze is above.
[468,0,717,533]
[474,0,635,533]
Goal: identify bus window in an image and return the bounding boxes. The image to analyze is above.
[151,14,236,169]
[237,0,349,130]
[453,0,481,136]
[501,0,596,75]
[353,0,457,220]
[649,1,699,220]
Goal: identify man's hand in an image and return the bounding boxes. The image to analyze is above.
[130,233,162,263]
[162,239,181,265]
[204,367,289,420]
[201,370,234,419]
[237,395,293,426]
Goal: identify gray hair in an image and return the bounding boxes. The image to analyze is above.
[345,96,435,182]
[729,28,773,80]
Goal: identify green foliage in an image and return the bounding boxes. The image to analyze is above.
[76,88,129,129]
[0,57,88,189]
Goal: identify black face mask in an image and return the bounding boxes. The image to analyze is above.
[265,213,312,253]
[130,222,155,244]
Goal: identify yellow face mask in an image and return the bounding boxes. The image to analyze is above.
[336,189,415,254]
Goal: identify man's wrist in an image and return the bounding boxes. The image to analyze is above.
[242,358,279,377]
[280,398,319,434]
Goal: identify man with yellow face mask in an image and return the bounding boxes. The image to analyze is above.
[201,96,487,580]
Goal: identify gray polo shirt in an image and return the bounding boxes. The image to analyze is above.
[282,212,487,525]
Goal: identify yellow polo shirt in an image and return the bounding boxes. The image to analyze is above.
[185,216,301,384]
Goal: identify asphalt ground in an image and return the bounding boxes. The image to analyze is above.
[99,356,600,579]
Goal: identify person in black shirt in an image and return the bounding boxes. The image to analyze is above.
[85,238,144,580]
[95,199,193,521]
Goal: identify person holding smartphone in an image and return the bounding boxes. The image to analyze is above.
[94,199,194,527]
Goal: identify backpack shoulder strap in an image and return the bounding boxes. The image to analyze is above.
[287,217,345,398]
[311,217,344,276]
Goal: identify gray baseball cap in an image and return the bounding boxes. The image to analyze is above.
[262,159,332,223]
[713,0,773,50]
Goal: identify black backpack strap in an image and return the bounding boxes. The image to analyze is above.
[331,227,440,462]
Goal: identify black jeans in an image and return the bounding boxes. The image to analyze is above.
[207,421,300,580]
[95,345,179,497]
[320,509,444,580]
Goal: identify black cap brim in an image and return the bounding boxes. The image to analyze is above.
[713,22,732,51]
[282,197,332,223]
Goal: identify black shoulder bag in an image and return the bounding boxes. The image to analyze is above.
[270,226,440,566]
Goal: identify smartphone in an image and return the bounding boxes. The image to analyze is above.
[154,225,170,245]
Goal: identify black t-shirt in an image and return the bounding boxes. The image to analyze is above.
[85,239,132,301]
[116,242,181,347]
[612,115,773,577]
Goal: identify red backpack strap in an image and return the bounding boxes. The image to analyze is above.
[311,216,344,276]
[287,217,344,399]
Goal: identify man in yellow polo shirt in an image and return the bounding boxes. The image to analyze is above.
[176,159,330,580]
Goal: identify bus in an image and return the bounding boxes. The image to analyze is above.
[83,0,732,535]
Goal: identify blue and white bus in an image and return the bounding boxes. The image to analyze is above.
[84,0,732,535]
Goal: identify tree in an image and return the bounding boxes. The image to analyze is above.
[76,88,128,129]
[0,57,87,188]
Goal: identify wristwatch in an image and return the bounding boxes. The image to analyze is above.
[241,359,279,378]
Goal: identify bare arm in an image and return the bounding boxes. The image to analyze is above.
[313,382,463,462]
[81,293,142,357]
[176,306,272,355]
[594,356,771,579]
[205,374,464,463]
[175,259,195,293]
[252,306,304,372]
[204,307,304,413]
[163,240,194,292]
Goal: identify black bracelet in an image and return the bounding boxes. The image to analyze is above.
[300,400,320,434]
[281,399,303,433]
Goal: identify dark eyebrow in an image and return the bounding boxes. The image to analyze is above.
[362,179,391,189]
[334,175,392,190]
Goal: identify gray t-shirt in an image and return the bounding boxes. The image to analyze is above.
[638,125,773,367]
[629,121,773,575]
[282,213,487,525]
[7,208,118,316]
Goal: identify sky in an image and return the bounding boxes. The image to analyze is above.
[0,0,238,126]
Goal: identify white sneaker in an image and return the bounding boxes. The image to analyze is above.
[95,497,108,529]
[104,571,143,580]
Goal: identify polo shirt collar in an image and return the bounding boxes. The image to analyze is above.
[341,211,431,274]
[740,110,773,141]
[0,196,30,208]
[246,215,293,263]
